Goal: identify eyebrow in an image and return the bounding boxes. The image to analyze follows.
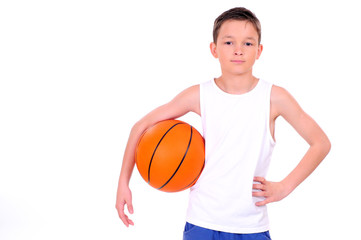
[222,35,234,39]
[222,35,256,41]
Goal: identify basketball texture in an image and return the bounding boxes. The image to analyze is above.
[135,120,205,192]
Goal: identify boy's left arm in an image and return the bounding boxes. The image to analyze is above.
[252,86,331,206]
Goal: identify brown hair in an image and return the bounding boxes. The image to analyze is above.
[213,7,261,45]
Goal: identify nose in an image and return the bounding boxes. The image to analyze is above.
[234,45,243,56]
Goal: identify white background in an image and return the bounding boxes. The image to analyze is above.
[1,0,360,239]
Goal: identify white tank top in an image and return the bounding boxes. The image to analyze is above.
[185,78,275,233]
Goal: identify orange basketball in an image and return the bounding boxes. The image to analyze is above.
[135,120,205,192]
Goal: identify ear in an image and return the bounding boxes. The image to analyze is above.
[210,42,218,58]
[256,44,263,60]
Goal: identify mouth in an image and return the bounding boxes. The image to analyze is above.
[231,60,245,63]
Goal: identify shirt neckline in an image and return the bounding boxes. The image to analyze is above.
[212,78,262,97]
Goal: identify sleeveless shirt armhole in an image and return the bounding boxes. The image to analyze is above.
[267,83,276,145]
[199,82,206,135]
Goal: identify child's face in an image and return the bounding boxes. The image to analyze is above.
[210,20,263,77]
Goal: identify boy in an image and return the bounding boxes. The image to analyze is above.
[116,7,331,240]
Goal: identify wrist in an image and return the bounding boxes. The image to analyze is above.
[280,178,297,196]
[118,173,131,188]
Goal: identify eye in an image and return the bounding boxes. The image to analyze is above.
[225,41,233,45]
[245,42,253,46]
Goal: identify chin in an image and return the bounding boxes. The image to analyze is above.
[230,69,252,76]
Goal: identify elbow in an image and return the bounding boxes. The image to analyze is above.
[310,134,331,160]
[325,138,331,156]
[132,120,148,136]
[320,135,331,158]
[132,118,155,137]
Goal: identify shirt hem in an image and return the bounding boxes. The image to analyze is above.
[185,218,270,234]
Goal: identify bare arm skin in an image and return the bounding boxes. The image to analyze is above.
[253,86,331,206]
[116,85,200,227]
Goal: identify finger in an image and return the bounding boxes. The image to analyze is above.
[252,183,266,191]
[119,211,134,227]
[116,202,124,218]
[253,176,266,184]
[118,211,129,227]
[128,219,134,226]
[127,202,134,214]
[255,198,270,206]
[116,202,131,227]
[252,191,266,197]
[119,213,130,227]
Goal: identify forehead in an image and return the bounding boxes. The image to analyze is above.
[218,20,258,39]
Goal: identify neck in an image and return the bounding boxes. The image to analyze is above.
[215,72,258,95]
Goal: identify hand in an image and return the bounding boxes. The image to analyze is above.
[116,184,134,227]
[252,177,291,206]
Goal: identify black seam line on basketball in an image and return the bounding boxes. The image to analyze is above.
[158,125,193,190]
[147,122,183,184]
[178,157,205,192]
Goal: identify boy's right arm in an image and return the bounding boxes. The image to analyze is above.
[116,85,200,227]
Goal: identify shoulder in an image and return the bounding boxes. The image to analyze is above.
[170,84,200,115]
[186,84,200,93]
[270,85,302,118]
[271,85,305,125]
[271,85,291,101]
[177,84,200,100]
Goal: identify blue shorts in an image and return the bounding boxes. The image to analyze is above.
[183,222,271,240]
